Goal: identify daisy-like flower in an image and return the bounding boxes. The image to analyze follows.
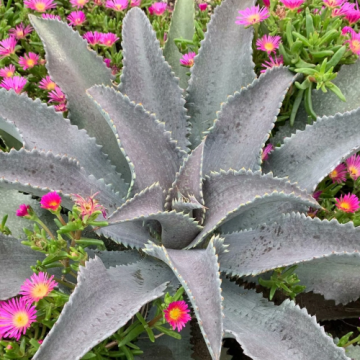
[9,23,33,40]
[105,0,128,11]
[344,3,360,24]
[70,0,89,8]
[83,31,101,45]
[0,37,17,58]
[0,65,16,78]
[24,0,57,12]
[261,143,274,161]
[48,86,66,103]
[279,0,305,10]
[260,55,283,73]
[0,298,37,340]
[342,26,356,35]
[346,154,360,180]
[180,52,196,67]
[148,2,167,15]
[54,103,67,112]
[18,52,39,70]
[104,58,112,67]
[39,76,56,91]
[0,76,27,94]
[41,13,61,19]
[40,191,62,211]
[199,3,207,11]
[67,11,86,26]
[16,204,31,217]
[323,0,345,8]
[256,34,281,54]
[99,33,119,47]
[345,29,360,54]
[130,0,141,6]
[19,272,58,303]
[335,193,360,213]
[164,301,191,332]
[329,163,347,183]
[235,5,269,26]
[72,192,107,219]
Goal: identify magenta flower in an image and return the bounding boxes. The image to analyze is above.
[130,0,141,6]
[16,204,31,217]
[72,192,107,219]
[0,65,16,78]
[260,55,283,73]
[104,58,112,67]
[263,0,270,7]
[342,26,356,35]
[106,0,128,11]
[323,0,345,8]
[235,6,270,26]
[256,34,281,54]
[198,3,207,11]
[0,76,27,94]
[99,33,119,47]
[48,86,66,103]
[329,163,347,183]
[313,190,322,201]
[180,52,196,67]
[346,154,360,180]
[332,2,352,17]
[345,29,360,54]
[0,298,37,340]
[39,76,56,91]
[41,13,61,19]
[9,23,33,40]
[54,103,67,112]
[20,272,58,303]
[67,11,86,26]
[19,52,39,70]
[164,301,191,332]
[148,2,167,15]
[0,37,17,58]
[70,0,89,7]
[261,143,274,161]
[40,191,62,211]
[343,2,360,23]
[279,0,305,10]
[24,0,57,12]
[335,193,360,213]
[84,31,101,46]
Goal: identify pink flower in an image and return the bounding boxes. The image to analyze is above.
[345,29,360,54]
[40,191,62,211]
[335,193,360,213]
[235,6,270,26]
[323,0,345,8]
[329,163,347,183]
[198,3,207,11]
[343,2,360,23]
[41,13,61,19]
[0,298,37,340]
[260,55,283,73]
[24,0,57,12]
[18,52,39,70]
[20,272,58,303]
[130,0,141,6]
[16,204,31,217]
[180,52,196,67]
[54,103,67,112]
[38,340,43,344]
[332,2,352,16]
[99,33,119,47]
[164,301,191,332]
[346,154,360,180]
[67,11,86,25]
[0,65,16,78]
[0,76,27,94]
[104,58,111,67]
[313,190,322,201]
[256,34,281,54]
[70,0,89,7]
[261,143,274,161]
[9,23,33,39]
[280,0,305,10]
[148,2,167,15]
[84,31,102,45]
[48,86,66,103]
[342,26,356,35]
[39,76,56,91]
[72,192,107,219]
[0,37,17,58]
[106,0,128,11]
[263,0,270,7]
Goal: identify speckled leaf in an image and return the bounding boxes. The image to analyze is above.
[119,8,189,151]
[0,89,127,194]
[203,68,296,174]
[87,85,184,194]
[0,234,45,300]
[163,0,194,89]
[0,148,122,212]
[28,16,131,183]
[144,237,224,360]
[87,249,142,268]
[33,257,170,360]
[219,213,360,278]
[0,113,22,144]
[222,278,349,360]
[186,170,318,249]
[186,0,256,147]
[264,108,360,192]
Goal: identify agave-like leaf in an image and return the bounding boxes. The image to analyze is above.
[119,8,189,151]
[88,249,142,268]
[186,170,318,249]
[186,0,256,147]
[33,256,172,360]
[28,15,131,183]
[222,277,349,360]
[219,213,360,277]
[144,237,224,360]
[87,86,185,194]
[0,89,127,194]
[163,0,194,89]
[0,114,22,147]
[264,109,360,192]
[203,67,296,174]
[345,345,360,359]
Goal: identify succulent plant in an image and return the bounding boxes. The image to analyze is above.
[1,0,360,359]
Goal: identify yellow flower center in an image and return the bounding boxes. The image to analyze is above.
[264,42,275,52]
[351,40,360,52]
[16,30,24,38]
[46,82,56,91]
[115,4,123,10]
[31,283,49,299]
[26,59,35,68]
[330,169,338,178]
[169,307,181,321]
[248,14,260,24]
[13,312,29,328]
[77,0,87,5]
[339,201,351,211]
[349,165,359,178]
[34,2,46,11]
[6,71,13,77]
[49,200,59,207]
[188,59,194,67]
